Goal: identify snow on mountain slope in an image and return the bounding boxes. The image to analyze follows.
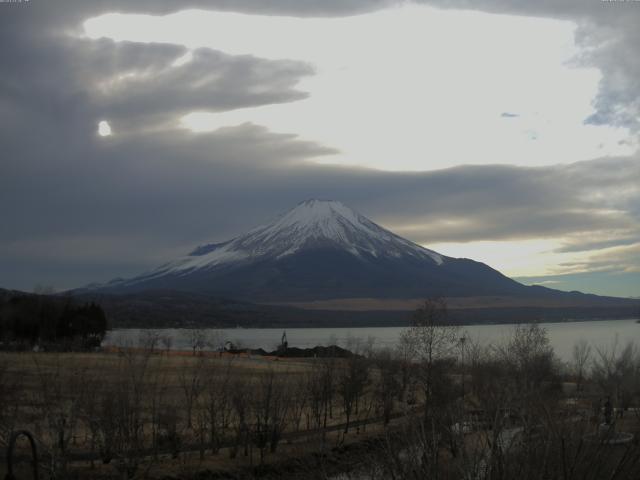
[85,200,554,301]
[133,200,443,283]
[82,200,631,304]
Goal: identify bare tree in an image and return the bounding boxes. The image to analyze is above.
[228,376,250,459]
[498,323,557,395]
[571,339,592,393]
[307,363,327,433]
[372,349,401,425]
[160,333,173,354]
[592,339,639,416]
[338,349,369,433]
[139,329,161,353]
[0,357,21,445]
[396,334,417,404]
[288,373,309,433]
[250,369,291,462]
[401,298,459,420]
[146,355,170,460]
[32,355,89,478]
[178,357,205,429]
[109,349,153,479]
[205,329,225,354]
[187,329,208,356]
[306,357,336,447]
[201,358,233,454]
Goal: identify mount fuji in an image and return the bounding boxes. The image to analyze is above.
[90,199,549,302]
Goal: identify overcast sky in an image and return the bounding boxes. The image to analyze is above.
[1,0,639,297]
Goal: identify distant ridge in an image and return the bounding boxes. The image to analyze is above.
[2,286,636,329]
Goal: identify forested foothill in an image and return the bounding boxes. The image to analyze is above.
[0,291,108,351]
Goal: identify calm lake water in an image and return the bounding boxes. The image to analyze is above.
[103,319,640,362]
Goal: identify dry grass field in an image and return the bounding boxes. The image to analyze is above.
[4,321,640,479]
[0,348,407,479]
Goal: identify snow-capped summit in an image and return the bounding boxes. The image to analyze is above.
[94,200,530,301]
[184,199,441,267]
[123,200,442,282]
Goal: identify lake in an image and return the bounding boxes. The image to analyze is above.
[103,318,640,362]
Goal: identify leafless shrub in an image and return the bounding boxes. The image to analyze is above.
[187,329,208,356]
[372,349,402,425]
[31,355,90,478]
[199,358,234,455]
[250,368,291,463]
[87,349,154,479]
[0,357,21,445]
[178,356,205,430]
[572,339,592,393]
[288,372,309,433]
[139,329,161,353]
[228,376,250,459]
[160,334,173,353]
[338,341,369,434]
[592,338,640,415]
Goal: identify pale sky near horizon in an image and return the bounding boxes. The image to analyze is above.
[1,0,639,297]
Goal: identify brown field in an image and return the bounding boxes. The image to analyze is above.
[4,321,640,480]
[0,348,409,479]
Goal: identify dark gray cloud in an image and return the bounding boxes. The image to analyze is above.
[1,14,314,136]
[1,0,640,292]
[359,158,640,244]
[556,241,640,275]
[2,104,638,289]
[555,232,640,254]
[92,47,313,132]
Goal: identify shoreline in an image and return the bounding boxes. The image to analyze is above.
[107,315,640,330]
